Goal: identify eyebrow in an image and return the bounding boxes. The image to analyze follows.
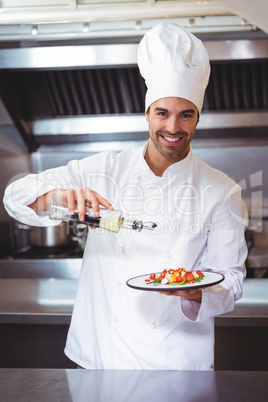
[153,107,196,114]
[154,107,168,113]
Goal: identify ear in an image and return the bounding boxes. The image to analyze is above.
[145,110,149,122]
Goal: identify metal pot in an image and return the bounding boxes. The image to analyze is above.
[30,222,70,247]
[18,222,71,247]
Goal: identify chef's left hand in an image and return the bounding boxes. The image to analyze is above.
[158,288,202,303]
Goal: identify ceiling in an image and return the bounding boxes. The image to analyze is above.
[217,0,268,34]
[0,0,266,42]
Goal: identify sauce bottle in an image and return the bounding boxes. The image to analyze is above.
[49,196,157,233]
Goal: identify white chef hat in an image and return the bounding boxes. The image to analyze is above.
[137,23,211,113]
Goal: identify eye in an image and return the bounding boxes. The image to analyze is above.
[157,111,167,116]
[181,113,192,118]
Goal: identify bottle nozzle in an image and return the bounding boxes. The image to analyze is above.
[120,219,158,232]
[142,221,157,231]
[131,220,157,231]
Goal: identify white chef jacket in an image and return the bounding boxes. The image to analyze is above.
[3,143,248,370]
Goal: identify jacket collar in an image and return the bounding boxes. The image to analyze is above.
[135,140,192,178]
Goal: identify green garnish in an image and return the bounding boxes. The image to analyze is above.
[150,273,205,286]
[193,277,203,283]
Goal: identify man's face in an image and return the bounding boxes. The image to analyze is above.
[146,97,199,162]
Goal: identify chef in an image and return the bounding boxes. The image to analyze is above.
[3,23,248,370]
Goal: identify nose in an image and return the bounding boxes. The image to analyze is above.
[166,116,181,134]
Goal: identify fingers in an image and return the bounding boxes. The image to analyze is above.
[59,188,113,222]
[158,289,202,302]
[95,193,114,211]
[89,192,101,219]
[63,190,76,215]
[76,189,87,221]
[157,291,173,296]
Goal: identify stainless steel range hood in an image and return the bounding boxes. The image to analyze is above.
[0,1,267,152]
[0,37,268,152]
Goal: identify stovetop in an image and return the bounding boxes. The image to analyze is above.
[11,244,83,259]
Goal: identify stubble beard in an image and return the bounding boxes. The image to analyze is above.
[151,130,191,160]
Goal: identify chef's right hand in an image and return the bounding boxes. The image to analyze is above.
[58,188,113,221]
[28,187,113,221]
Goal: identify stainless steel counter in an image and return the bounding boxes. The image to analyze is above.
[215,278,268,327]
[0,258,82,279]
[0,277,267,326]
[0,278,76,324]
[1,277,268,371]
[1,369,268,402]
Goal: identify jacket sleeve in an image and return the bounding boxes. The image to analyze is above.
[180,183,248,322]
[3,158,86,227]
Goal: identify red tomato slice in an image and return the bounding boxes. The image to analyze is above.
[186,273,195,282]
[176,275,183,283]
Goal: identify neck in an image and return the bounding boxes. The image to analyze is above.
[144,141,190,177]
[144,150,171,177]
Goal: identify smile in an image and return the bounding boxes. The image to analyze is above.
[164,136,180,142]
[162,136,184,144]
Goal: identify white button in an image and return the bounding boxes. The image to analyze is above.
[119,247,126,255]
[182,180,188,185]
[151,322,156,329]
[166,253,171,259]
[46,173,54,181]
[116,282,121,287]
[113,317,118,323]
